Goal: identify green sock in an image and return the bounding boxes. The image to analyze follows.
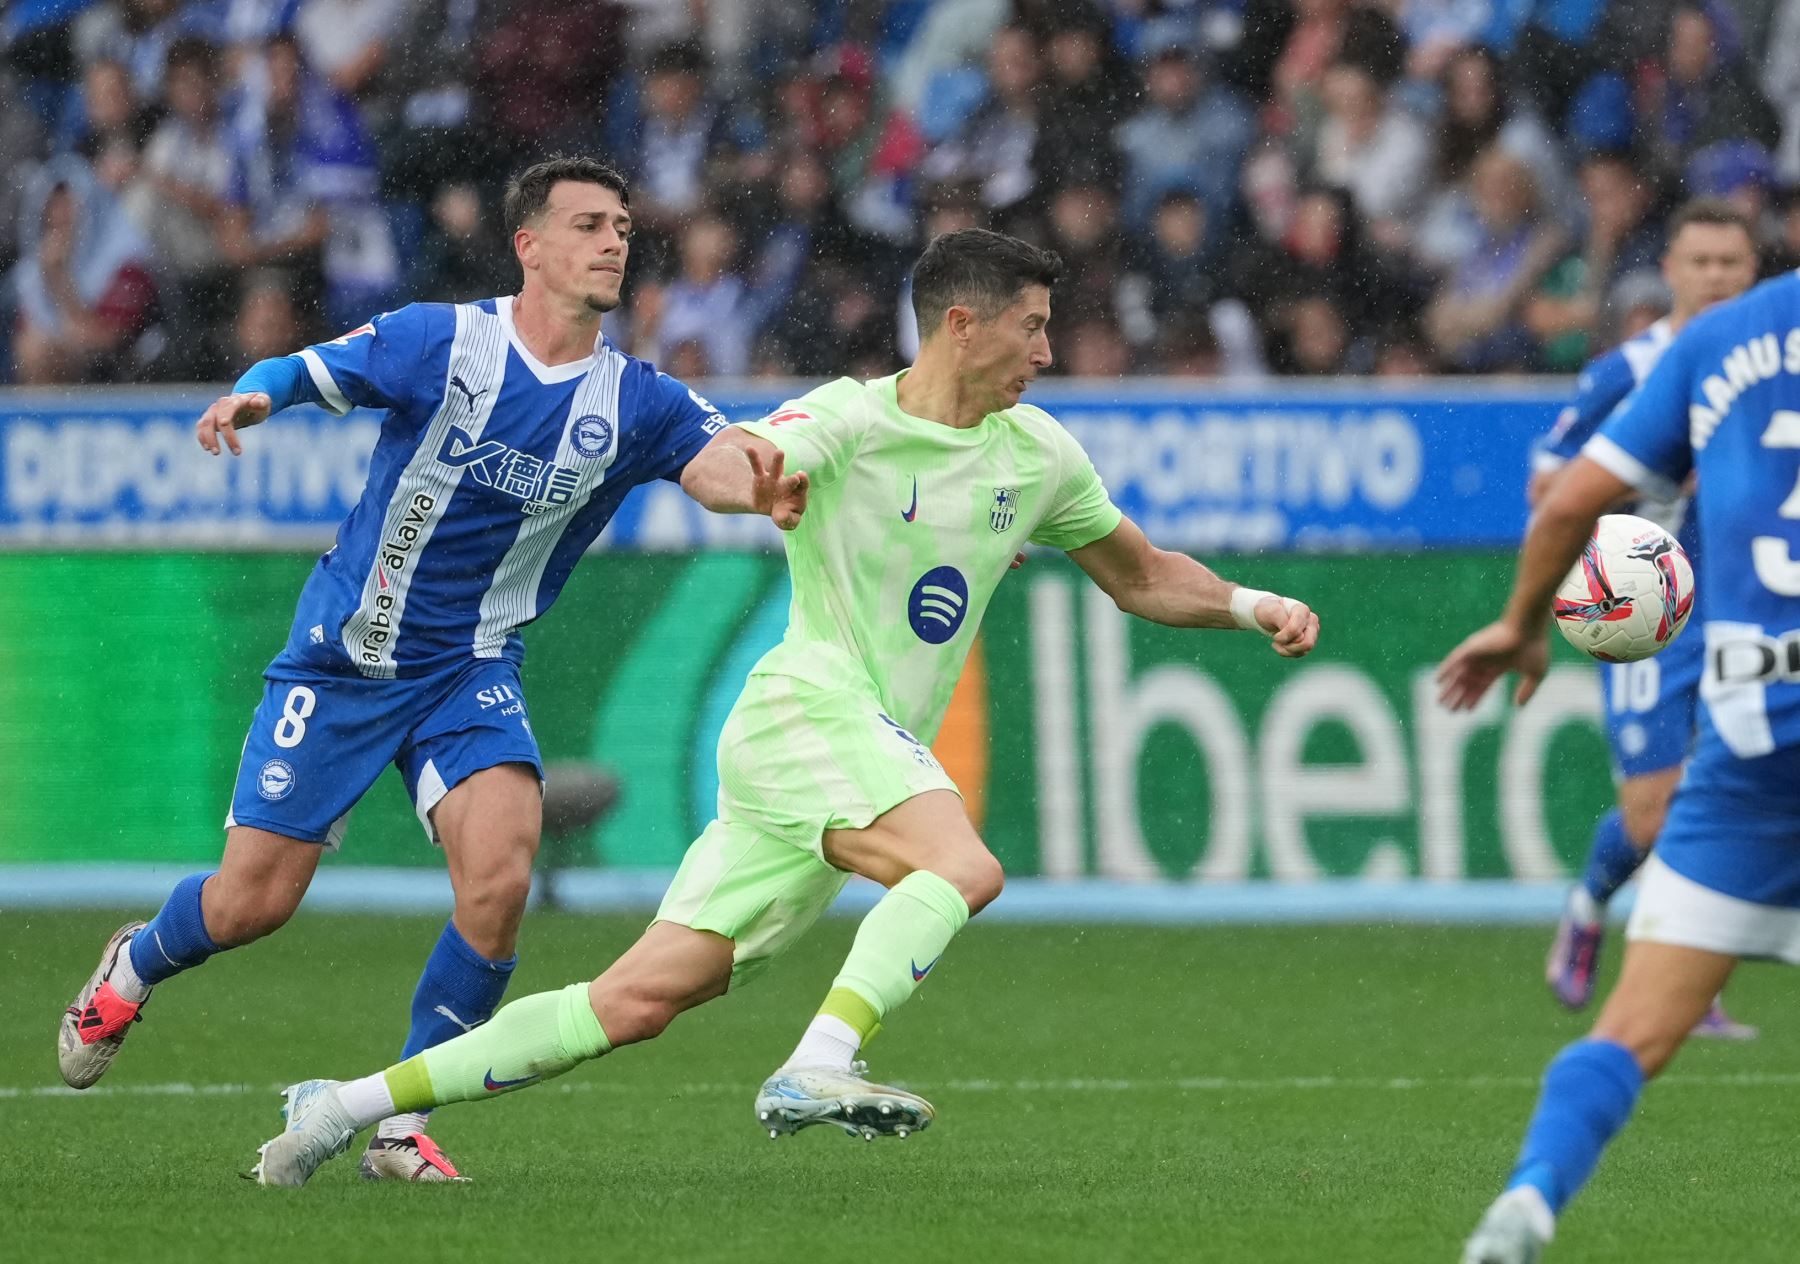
[821,870,970,1041]
[383,981,610,1113]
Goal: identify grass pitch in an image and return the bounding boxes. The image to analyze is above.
[4,910,1798,1262]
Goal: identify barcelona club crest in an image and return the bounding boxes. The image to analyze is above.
[990,487,1020,533]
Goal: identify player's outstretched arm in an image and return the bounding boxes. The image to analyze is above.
[196,351,325,455]
[679,427,809,529]
[1436,454,1634,710]
[1069,516,1319,657]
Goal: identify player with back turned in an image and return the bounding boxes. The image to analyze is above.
[245,227,1322,1186]
[53,157,803,1181]
[1532,199,1759,1035]
[1442,266,1800,1262]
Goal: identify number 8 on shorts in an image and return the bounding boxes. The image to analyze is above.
[273,686,316,749]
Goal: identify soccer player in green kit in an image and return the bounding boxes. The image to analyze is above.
[251,229,1322,1184]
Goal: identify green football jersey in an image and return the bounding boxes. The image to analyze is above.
[736,372,1121,744]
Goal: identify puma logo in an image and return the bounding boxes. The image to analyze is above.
[449,374,485,410]
[433,1004,478,1034]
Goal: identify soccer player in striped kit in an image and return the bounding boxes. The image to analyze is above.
[56,156,807,1181]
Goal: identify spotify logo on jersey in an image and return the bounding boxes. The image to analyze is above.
[908,566,969,644]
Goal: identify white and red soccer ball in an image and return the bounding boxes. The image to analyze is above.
[1552,514,1696,663]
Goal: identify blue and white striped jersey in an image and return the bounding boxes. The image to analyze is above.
[1588,271,1800,772]
[279,296,725,678]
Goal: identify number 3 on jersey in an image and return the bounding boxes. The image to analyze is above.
[1755,410,1800,595]
[273,686,317,748]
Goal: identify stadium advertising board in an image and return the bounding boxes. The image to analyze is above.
[0,552,1610,882]
[0,385,1559,551]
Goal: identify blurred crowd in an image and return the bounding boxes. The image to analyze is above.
[5,0,1800,386]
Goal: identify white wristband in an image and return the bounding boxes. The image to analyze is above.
[1230,587,1278,633]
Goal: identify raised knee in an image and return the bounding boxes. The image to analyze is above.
[597,989,680,1047]
[952,851,1005,915]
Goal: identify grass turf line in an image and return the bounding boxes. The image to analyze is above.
[3,911,1798,1262]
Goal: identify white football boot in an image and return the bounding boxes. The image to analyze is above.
[360,1117,469,1182]
[57,921,150,1089]
[1462,1187,1555,1264]
[251,1080,360,1187]
[754,1061,934,1141]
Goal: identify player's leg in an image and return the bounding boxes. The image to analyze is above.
[59,825,324,1088]
[364,661,545,1179]
[360,763,540,1179]
[1464,937,1733,1264]
[250,921,735,1187]
[1546,766,1677,1008]
[1548,652,1696,1009]
[57,666,407,1088]
[251,817,843,1185]
[797,788,1000,1069]
[756,788,1000,1140]
[1466,779,1795,1264]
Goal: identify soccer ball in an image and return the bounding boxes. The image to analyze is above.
[1552,514,1695,663]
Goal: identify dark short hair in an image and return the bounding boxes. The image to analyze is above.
[1667,197,1758,246]
[503,156,630,234]
[910,229,1063,335]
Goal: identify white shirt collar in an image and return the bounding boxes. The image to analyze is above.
[495,294,599,384]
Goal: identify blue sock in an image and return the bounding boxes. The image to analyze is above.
[399,919,518,1061]
[128,873,222,985]
[1580,810,1645,904]
[1505,1039,1644,1213]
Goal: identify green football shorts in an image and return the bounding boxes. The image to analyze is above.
[655,670,959,987]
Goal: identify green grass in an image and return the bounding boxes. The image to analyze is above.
[3,911,1797,1262]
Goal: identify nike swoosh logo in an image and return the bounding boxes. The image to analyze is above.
[901,477,918,523]
[483,1068,537,1092]
[911,955,941,982]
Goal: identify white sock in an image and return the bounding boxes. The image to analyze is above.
[782,1015,860,1072]
[109,936,151,1004]
[1567,886,1603,927]
[336,1073,397,1129]
[375,1111,429,1141]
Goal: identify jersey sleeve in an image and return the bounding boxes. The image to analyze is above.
[1029,415,1125,551]
[734,379,868,488]
[293,305,433,416]
[1537,351,1634,471]
[1583,336,1696,502]
[641,370,730,482]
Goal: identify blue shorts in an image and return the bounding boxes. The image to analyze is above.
[1657,730,1800,907]
[226,656,542,850]
[1597,628,1703,779]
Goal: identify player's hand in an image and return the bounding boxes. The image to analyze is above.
[196,392,272,456]
[1010,551,1027,570]
[747,445,809,530]
[1258,596,1318,658]
[1436,619,1550,710]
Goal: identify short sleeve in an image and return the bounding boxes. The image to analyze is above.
[1540,352,1633,468]
[642,370,730,482]
[734,379,867,487]
[1029,418,1124,551]
[294,305,432,415]
[1584,336,1697,501]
